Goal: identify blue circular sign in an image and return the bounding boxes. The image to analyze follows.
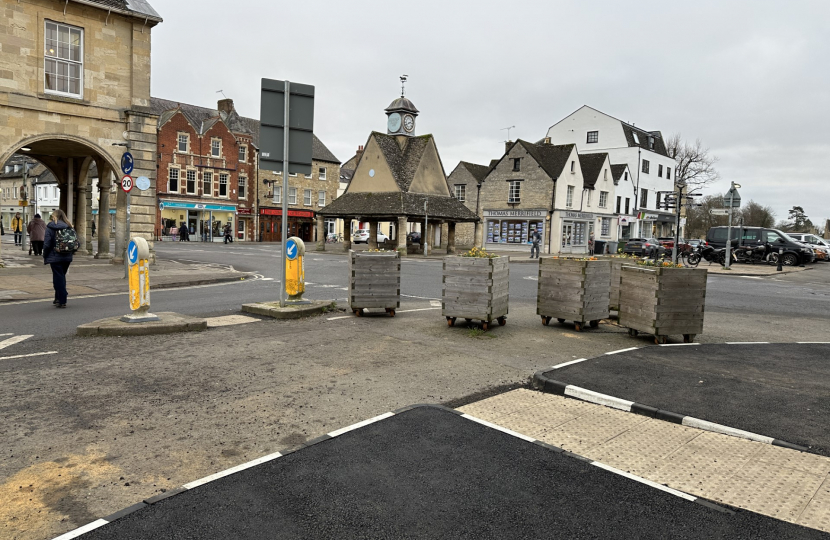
[135,176,151,191]
[127,239,139,265]
[285,238,298,261]
[121,152,134,175]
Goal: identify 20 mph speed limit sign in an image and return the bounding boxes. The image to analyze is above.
[121,175,134,193]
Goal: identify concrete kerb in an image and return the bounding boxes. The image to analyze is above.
[241,299,337,319]
[76,312,208,337]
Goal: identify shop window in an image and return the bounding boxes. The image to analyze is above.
[599,191,608,208]
[219,173,229,197]
[304,189,312,206]
[640,188,648,208]
[288,187,297,205]
[454,184,466,202]
[319,167,327,181]
[238,176,247,199]
[566,185,574,208]
[238,145,246,162]
[203,171,212,197]
[318,190,326,207]
[186,170,196,194]
[508,180,521,203]
[642,159,650,174]
[44,21,83,98]
[168,168,179,193]
[211,139,221,158]
[601,217,611,237]
[178,133,188,153]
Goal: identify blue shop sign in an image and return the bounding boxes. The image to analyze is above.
[159,200,236,212]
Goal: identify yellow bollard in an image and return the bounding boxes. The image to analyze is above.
[285,236,306,301]
[121,237,159,322]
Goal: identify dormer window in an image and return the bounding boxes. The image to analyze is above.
[586,131,598,144]
[648,136,655,149]
[632,132,640,144]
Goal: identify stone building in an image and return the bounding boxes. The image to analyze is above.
[478,139,620,255]
[446,161,491,248]
[1,156,60,231]
[318,95,478,254]
[151,98,257,241]
[0,0,163,262]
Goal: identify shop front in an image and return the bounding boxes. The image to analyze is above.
[158,200,236,242]
[483,209,547,251]
[259,207,315,243]
[556,211,594,254]
[634,212,674,238]
[237,207,252,241]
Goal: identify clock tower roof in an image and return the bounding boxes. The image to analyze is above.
[385,97,419,114]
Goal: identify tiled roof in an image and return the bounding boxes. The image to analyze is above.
[318,192,478,222]
[339,169,354,184]
[76,0,162,22]
[578,153,608,189]
[150,97,340,164]
[610,164,628,184]
[371,132,432,192]
[459,161,490,183]
[517,140,575,179]
[621,123,669,157]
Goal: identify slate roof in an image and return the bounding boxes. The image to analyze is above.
[77,0,162,22]
[339,169,354,184]
[577,153,608,189]
[514,140,575,179]
[385,97,419,114]
[620,123,669,157]
[370,132,433,191]
[459,161,490,184]
[150,98,340,164]
[610,164,628,184]
[318,192,478,222]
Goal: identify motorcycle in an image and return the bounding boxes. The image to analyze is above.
[732,242,777,265]
[684,244,729,267]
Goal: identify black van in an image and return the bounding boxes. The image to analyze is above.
[705,226,814,266]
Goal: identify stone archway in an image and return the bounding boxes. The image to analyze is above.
[2,134,124,258]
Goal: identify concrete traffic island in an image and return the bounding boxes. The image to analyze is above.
[77,312,208,336]
[242,300,336,319]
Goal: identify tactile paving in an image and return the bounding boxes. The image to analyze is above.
[718,460,826,523]
[539,406,649,454]
[754,444,830,476]
[798,474,830,533]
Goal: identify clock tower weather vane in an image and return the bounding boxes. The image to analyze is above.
[400,74,408,97]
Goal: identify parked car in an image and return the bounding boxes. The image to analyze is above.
[658,237,692,253]
[622,238,666,258]
[687,239,703,248]
[705,226,813,265]
[406,232,421,243]
[353,229,389,244]
[788,233,830,261]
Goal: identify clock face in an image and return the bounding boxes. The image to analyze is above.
[403,114,415,132]
[387,112,402,132]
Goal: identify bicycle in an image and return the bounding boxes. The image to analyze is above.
[326,233,343,244]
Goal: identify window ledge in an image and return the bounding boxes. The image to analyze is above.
[39,92,87,105]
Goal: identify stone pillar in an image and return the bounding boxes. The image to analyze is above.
[368,221,378,249]
[343,217,352,251]
[474,221,483,249]
[419,224,425,254]
[75,185,88,255]
[447,222,456,254]
[397,216,408,256]
[316,216,325,251]
[67,158,74,223]
[427,223,434,251]
[113,182,127,264]
[96,166,112,259]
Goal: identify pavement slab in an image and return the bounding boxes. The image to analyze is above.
[460,389,830,533]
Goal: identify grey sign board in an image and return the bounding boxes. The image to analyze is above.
[260,79,315,175]
[723,187,741,207]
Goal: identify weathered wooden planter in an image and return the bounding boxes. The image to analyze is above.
[609,258,638,312]
[442,256,508,330]
[349,251,400,317]
[537,258,611,331]
[618,265,707,344]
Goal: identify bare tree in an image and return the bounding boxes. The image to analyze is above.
[740,200,775,228]
[685,195,729,239]
[666,134,720,189]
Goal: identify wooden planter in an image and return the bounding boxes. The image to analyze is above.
[349,251,401,316]
[442,256,508,330]
[609,258,638,312]
[619,265,707,344]
[537,258,610,331]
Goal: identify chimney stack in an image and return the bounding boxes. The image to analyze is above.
[505,141,512,155]
[217,98,234,115]
[355,145,364,163]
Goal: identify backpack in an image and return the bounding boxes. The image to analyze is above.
[55,227,80,254]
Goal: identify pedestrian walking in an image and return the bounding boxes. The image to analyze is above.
[12,212,23,245]
[91,219,96,238]
[223,223,233,244]
[27,213,46,256]
[179,222,187,242]
[588,232,595,255]
[529,229,542,259]
[42,209,77,308]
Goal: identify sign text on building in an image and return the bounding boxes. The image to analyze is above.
[483,209,546,218]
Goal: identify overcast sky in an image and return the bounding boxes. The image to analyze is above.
[149,0,829,226]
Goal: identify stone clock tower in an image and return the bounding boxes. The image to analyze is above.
[385,96,419,137]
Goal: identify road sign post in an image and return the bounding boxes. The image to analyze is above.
[284,236,307,302]
[724,183,741,269]
[120,174,133,278]
[260,78,315,307]
[121,237,158,322]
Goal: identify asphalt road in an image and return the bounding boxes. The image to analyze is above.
[540,343,830,457]
[80,407,824,540]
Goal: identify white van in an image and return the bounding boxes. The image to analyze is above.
[789,233,830,261]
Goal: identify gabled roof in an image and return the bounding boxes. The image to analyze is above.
[318,192,478,222]
[370,132,433,191]
[150,97,340,164]
[458,161,490,183]
[76,0,162,22]
[517,140,575,179]
[610,164,628,183]
[621,123,669,157]
[578,153,608,189]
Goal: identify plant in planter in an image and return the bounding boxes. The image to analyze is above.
[443,247,508,330]
[349,250,400,317]
[537,257,611,331]
[618,264,707,344]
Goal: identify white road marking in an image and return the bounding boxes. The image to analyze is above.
[400,294,441,300]
[659,343,701,347]
[797,342,830,344]
[564,386,634,412]
[0,351,58,361]
[591,462,697,501]
[52,519,109,540]
[550,358,588,370]
[0,333,11,337]
[182,451,284,490]
[328,412,396,438]
[327,315,352,321]
[523,276,539,281]
[0,335,32,350]
[681,416,775,444]
[605,347,639,355]
[396,307,440,313]
[430,300,442,307]
[725,342,769,345]
[461,414,537,443]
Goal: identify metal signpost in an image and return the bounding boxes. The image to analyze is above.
[723,182,741,269]
[121,173,133,277]
[20,163,28,252]
[260,78,315,307]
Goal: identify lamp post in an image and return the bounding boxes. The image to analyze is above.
[724,181,741,269]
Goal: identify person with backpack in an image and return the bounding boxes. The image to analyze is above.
[42,209,78,308]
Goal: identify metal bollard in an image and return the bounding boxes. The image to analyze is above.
[776,248,783,272]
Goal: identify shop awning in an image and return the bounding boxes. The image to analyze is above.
[159,200,237,212]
